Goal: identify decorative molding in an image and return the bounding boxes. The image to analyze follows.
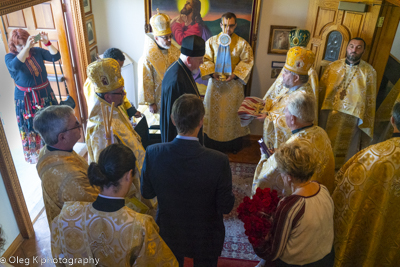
[64,0,89,124]
[1,234,24,258]
[0,121,34,238]
[0,0,48,15]
[69,0,89,82]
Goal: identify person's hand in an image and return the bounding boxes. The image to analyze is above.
[149,103,158,113]
[264,233,270,242]
[179,14,188,24]
[212,73,220,81]
[25,36,36,50]
[225,74,236,82]
[268,148,275,155]
[39,31,49,43]
[256,113,267,121]
[134,111,142,118]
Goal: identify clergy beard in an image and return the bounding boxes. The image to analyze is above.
[158,43,171,49]
[346,52,362,63]
[191,68,199,75]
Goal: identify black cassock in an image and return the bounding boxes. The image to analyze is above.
[160,58,203,143]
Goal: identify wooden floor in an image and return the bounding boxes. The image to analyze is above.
[9,137,261,267]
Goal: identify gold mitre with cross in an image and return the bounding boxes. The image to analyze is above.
[87,58,124,94]
[284,46,315,75]
[150,8,172,37]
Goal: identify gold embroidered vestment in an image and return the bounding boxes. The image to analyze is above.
[51,201,178,267]
[36,147,99,225]
[332,137,400,266]
[253,125,335,196]
[200,33,254,142]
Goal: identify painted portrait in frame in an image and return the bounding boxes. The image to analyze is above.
[268,25,296,54]
[85,14,96,46]
[83,0,92,15]
[144,0,261,96]
[89,45,98,63]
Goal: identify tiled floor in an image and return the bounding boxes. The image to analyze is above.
[10,137,261,266]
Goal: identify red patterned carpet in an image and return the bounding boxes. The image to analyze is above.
[222,162,260,261]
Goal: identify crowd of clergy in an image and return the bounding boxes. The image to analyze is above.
[6,7,400,267]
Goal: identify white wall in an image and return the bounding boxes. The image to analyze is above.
[92,0,310,135]
[390,21,400,61]
[92,0,145,108]
[250,0,310,134]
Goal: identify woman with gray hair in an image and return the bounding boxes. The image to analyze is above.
[33,105,98,226]
[253,142,334,267]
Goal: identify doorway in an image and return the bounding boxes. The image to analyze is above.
[0,0,83,223]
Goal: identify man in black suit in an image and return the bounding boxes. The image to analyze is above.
[141,94,235,267]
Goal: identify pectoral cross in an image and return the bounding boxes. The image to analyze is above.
[339,89,347,100]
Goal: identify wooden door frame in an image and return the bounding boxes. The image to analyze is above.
[64,0,90,124]
[369,3,400,88]
[0,0,90,239]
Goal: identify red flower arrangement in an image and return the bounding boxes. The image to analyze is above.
[237,187,280,247]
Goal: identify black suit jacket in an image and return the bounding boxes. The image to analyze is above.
[141,138,234,258]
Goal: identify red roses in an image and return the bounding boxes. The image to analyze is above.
[237,188,280,247]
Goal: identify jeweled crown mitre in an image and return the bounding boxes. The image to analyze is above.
[284,46,315,75]
[150,8,172,37]
[87,58,124,93]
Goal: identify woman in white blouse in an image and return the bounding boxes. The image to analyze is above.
[254,142,334,267]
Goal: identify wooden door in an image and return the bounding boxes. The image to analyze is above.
[306,0,382,78]
[1,0,81,121]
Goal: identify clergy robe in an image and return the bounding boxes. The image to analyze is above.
[36,146,99,226]
[200,33,253,142]
[85,95,155,209]
[51,200,178,267]
[253,125,335,196]
[264,66,319,123]
[332,135,400,267]
[263,83,316,148]
[319,59,377,169]
[372,80,400,144]
[160,58,202,143]
[138,34,180,125]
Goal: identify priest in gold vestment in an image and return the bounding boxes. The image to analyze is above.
[319,38,377,169]
[332,102,400,267]
[138,9,180,126]
[84,48,140,120]
[33,105,99,226]
[253,92,335,196]
[258,46,316,149]
[263,29,319,125]
[200,12,253,152]
[85,59,154,210]
[51,144,178,267]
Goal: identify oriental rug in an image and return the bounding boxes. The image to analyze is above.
[221,162,260,261]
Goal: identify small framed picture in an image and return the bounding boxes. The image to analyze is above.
[271,61,285,68]
[89,46,98,63]
[268,25,296,54]
[85,14,96,46]
[83,0,92,15]
[271,68,282,79]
